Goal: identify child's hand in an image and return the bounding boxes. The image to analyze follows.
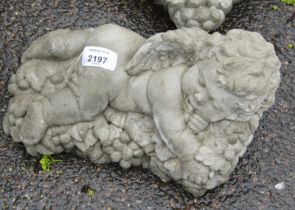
[187,113,209,134]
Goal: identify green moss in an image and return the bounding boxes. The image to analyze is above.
[39,155,62,172]
[272,5,279,10]
[281,0,295,6]
[87,189,96,197]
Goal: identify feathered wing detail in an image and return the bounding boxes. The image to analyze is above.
[125,27,210,76]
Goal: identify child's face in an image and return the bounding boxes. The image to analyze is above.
[183,59,239,122]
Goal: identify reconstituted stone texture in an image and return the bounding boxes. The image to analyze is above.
[0,0,294,209]
[157,0,243,31]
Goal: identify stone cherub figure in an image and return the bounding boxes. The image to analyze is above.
[4,24,280,196]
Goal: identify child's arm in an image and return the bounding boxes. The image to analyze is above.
[153,104,201,159]
[147,67,200,159]
[21,28,91,63]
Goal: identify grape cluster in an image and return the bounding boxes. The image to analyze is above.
[160,0,242,31]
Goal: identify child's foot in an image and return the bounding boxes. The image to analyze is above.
[4,94,49,145]
[19,100,48,145]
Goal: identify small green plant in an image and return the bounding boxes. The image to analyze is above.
[272,5,279,10]
[81,185,96,197]
[288,43,294,49]
[281,0,295,6]
[39,155,62,172]
[87,189,96,197]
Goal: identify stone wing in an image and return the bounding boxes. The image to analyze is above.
[125,27,209,76]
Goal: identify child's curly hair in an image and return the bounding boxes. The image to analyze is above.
[204,29,281,118]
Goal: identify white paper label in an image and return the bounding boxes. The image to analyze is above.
[81,46,118,71]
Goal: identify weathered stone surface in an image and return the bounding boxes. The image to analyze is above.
[3,23,280,197]
[157,0,243,30]
[0,0,294,209]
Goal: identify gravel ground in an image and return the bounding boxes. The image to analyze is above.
[0,0,294,209]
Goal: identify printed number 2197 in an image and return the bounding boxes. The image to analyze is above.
[82,46,117,71]
[88,55,108,64]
